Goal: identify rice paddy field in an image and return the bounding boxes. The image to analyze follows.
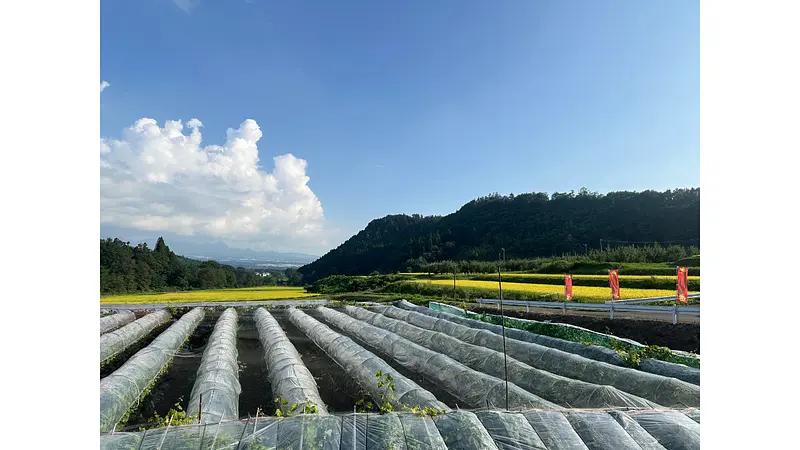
[402,272,700,282]
[100,286,316,304]
[412,278,695,302]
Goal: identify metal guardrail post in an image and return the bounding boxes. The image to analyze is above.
[562,301,566,314]
[610,301,615,320]
[672,304,679,325]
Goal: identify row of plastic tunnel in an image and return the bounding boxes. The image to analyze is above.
[99,300,700,449]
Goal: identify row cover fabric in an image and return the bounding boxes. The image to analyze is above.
[254,307,328,414]
[100,408,700,450]
[289,308,448,411]
[386,303,699,408]
[100,308,206,433]
[427,301,700,385]
[100,311,136,335]
[187,308,241,424]
[343,305,658,410]
[316,306,560,410]
[100,310,172,365]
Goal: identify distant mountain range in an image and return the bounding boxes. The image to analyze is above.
[99,226,319,269]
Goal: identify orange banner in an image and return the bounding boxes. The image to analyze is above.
[565,274,573,301]
[609,270,620,300]
[676,267,689,304]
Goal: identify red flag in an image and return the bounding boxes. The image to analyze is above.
[609,270,621,300]
[565,274,573,301]
[676,267,689,304]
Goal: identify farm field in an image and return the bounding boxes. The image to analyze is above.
[412,278,694,302]
[100,286,316,304]
[402,272,699,281]
[100,303,700,448]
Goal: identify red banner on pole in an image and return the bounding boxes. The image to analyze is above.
[565,274,573,301]
[609,270,620,300]
[676,267,689,304]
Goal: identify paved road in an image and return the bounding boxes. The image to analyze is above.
[100,299,331,310]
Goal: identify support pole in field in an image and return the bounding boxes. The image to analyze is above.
[498,267,509,411]
[453,271,457,300]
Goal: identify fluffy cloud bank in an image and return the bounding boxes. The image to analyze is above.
[100,118,326,252]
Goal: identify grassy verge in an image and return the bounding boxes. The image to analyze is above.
[100,286,317,304]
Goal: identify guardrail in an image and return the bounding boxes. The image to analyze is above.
[604,294,700,305]
[475,298,699,324]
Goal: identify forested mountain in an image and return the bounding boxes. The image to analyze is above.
[100,237,302,294]
[299,188,700,282]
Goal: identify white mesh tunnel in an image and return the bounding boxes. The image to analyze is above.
[397,300,700,386]
[254,307,328,414]
[100,310,172,365]
[187,308,241,424]
[99,308,205,433]
[100,311,136,335]
[343,305,659,410]
[288,307,449,412]
[383,304,699,408]
[317,306,560,410]
[100,409,700,449]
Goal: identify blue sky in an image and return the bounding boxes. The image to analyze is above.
[100,0,699,255]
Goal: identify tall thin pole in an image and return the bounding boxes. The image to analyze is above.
[498,266,509,411]
[453,271,457,299]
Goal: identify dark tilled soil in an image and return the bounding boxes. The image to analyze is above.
[472,306,700,353]
[269,310,367,413]
[123,320,214,430]
[236,324,274,417]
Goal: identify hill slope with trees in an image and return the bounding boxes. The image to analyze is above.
[299,188,700,282]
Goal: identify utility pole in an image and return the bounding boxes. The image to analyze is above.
[600,238,603,251]
[502,248,505,262]
[498,266,508,411]
[584,243,588,255]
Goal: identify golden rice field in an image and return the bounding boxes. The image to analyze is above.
[401,272,700,282]
[100,286,317,304]
[412,279,694,302]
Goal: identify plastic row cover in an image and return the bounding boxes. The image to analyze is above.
[187,308,241,424]
[424,301,701,385]
[254,308,328,414]
[317,306,560,410]
[100,311,136,335]
[385,304,699,408]
[288,308,448,411]
[100,308,206,433]
[403,301,626,366]
[344,305,658,410]
[100,310,172,365]
[100,409,700,450]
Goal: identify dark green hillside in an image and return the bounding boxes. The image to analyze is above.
[299,188,699,282]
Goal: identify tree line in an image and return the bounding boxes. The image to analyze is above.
[100,237,303,294]
[415,244,699,274]
[299,188,700,282]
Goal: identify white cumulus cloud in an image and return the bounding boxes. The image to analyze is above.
[100,118,326,252]
[100,81,110,93]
